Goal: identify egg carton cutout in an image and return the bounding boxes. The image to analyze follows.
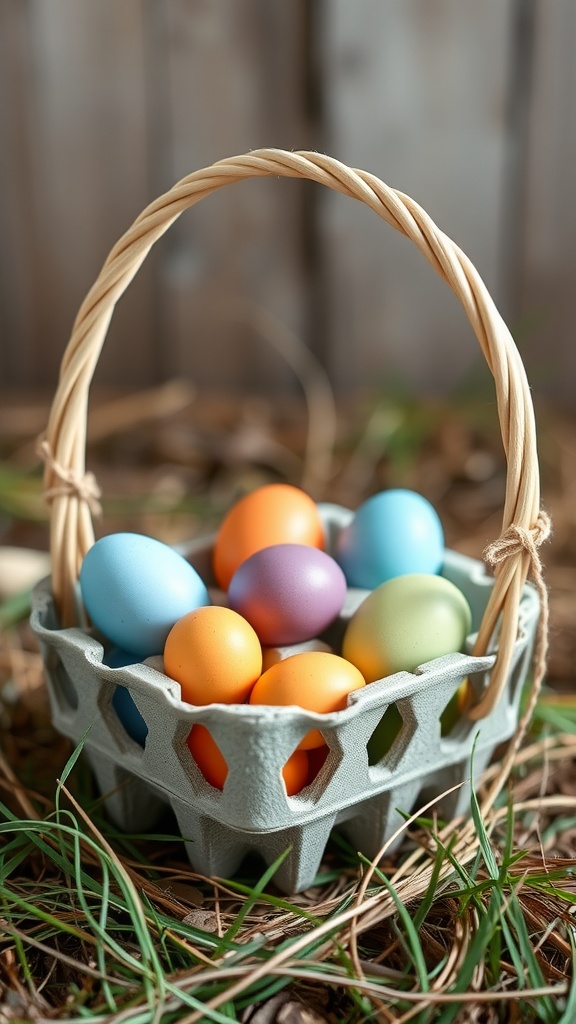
[31,503,540,894]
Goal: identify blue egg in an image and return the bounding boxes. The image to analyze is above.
[104,648,148,747]
[334,489,444,589]
[112,685,148,747]
[80,532,210,657]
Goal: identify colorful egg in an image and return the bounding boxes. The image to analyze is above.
[164,605,262,705]
[249,651,365,749]
[306,744,330,785]
[212,483,325,590]
[112,685,148,747]
[104,648,148,747]
[342,573,472,682]
[187,724,228,789]
[80,532,210,658]
[187,724,309,795]
[335,488,444,589]
[228,544,346,646]
[281,748,310,796]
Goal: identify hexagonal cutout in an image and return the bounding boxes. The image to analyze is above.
[367,703,403,766]
[48,654,79,710]
[112,686,148,748]
[281,746,310,797]
[298,726,328,751]
[440,679,473,737]
[282,734,332,798]
[306,743,330,787]
[187,724,228,791]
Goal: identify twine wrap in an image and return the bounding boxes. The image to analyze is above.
[40,148,548,722]
[469,510,551,720]
[38,438,102,516]
[484,511,551,567]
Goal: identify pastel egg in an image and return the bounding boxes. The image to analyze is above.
[228,544,346,646]
[249,651,365,749]
[212,483,325,590]
[281,748,310,796]
[335,489,444,589]
[112,685,148,747]
[80,532,210,658]
[187,724,228,789]
[104,648,148,747]
[342,573,472,683]
[164,605,262,705]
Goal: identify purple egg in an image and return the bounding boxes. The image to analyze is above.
[228,543,347,646]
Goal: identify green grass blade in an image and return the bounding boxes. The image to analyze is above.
[469,745,499,881]
[0,891,94,942]
[216,876,321,925]
[357,856,429,994]
[502,888,557,1024]
[215,847,292,952]
[412,836,454,932]
[56,730,91,801]
[557,930,576,1024]
[0,837,36,881]
[434,887,503,1024]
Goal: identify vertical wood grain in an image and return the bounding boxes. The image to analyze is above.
[0,1,44,386]
[0,0,156,389]
[0,1,573,400]
[517,0,576,401]
[149,0,313,392]
[316,0,514,396]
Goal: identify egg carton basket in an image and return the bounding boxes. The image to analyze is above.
[31,150,549,894]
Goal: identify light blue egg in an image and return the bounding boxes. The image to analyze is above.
[335,489,444,589]
[112,685,148,747]
[80,532,210,657]
[104,648,148,747]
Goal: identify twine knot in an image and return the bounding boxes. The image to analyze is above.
[37,437,102,516]
[475,507,551,731]
[484,510,552,573]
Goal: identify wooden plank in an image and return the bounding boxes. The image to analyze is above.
[0,1,44,387]
[518,0,576,401]
[0,0,156,390]
[316,0,514,396]
[154,0,313,393]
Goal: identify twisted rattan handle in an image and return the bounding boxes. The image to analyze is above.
[41,148,549,720]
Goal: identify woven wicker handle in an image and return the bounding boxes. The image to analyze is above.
[41,148,548,720]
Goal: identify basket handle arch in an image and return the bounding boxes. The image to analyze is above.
[41,148,549,721]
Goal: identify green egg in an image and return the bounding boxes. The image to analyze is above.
[342,573,472,683]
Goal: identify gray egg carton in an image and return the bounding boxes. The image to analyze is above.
[30,504,539,893]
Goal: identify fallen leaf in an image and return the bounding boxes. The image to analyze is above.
[181,909,219,933]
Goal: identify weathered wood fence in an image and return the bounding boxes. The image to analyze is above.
[0,0,574,399]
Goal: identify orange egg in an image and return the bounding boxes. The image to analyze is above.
[212,484,325,590]
[164,606,262,705]
[188,724,228,788]
[187,724,309,795]
[249,652,365,749]
[282,749,309,796]
[306,744,330,785]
